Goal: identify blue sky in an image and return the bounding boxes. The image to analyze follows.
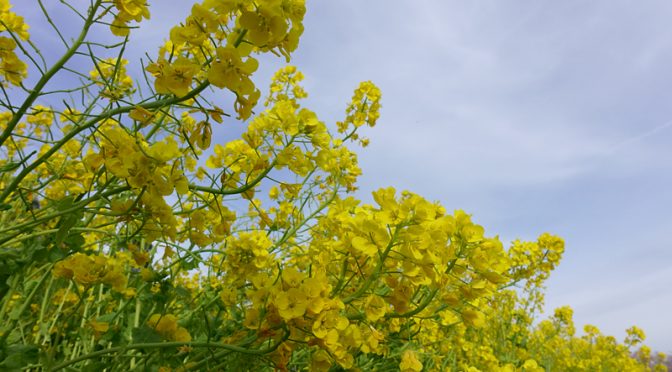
[298,1,672,351]
[13,0,672,351]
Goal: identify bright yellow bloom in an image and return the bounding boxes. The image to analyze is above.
[462,308,485,328]
[146,57,200,98]
[400,350,423,372]
[350,235,378,257]
[111,0,150,36]
[89,320,110,338]
[169,4,216,46]
[128,106,155,125]
[281,267,304,288]
[147,137,181,163]
[522,359,543,372]
[311,349,332,371]
[208,47,258,94]
[53,253,127,292]
[239,7,287,47]
[364,295,387,322]
[0,36,27,85]
[0,5,29,40]
[275,288,307,320]
[147,314,191,342]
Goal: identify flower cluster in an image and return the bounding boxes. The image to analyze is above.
[89,58,136,100]
[110,0,150,36]
[145,0,306,120]
[0,0,28,86]
[147,314,192,342]
[53,252,127,292]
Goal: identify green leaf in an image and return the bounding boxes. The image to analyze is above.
[96,313,117,323]
[81,360,106,372]
[0,161,20,173]
[0,345,39,371]
[53,196,75,211]
[132,325,162,344]
[47,246,68,262]
[53,210,83,247]
[180,255,199,270]
[64,233,85,251]
[174,286,191,300]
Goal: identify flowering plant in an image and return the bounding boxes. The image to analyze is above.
[0,1,666,371]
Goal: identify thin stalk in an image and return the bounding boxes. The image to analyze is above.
[0,0,103,148]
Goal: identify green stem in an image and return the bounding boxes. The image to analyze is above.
[51,333,288,371]
[189,158,277,196]
[387,288,439,319]
[343,226,400,304]
[0,274,20,320]
[0,186,131,241]
[273,184,339,250]
[10,263,54,321]
[0,80,209,204]
[0,264,54,345]
[0,0,103,148]
[43,281,73,346]
[33,275,54,343]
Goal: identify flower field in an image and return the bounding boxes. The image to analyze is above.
[0,1,668,371]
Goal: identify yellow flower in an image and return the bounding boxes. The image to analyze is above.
[148,314,178,336]
[269,186,280,200]
[89,58,135,99]
[52,261,74,280]
[147,137,181,163]
[462,308,485,328]
[147,314,192,342]
[341,324,363,348]
[522,359,543,372]
[364,295,387,322]
[102,268,127,292]
[239,7,287,47]
[275,288,307,320]
[189,121,212,150]
[110,0,150,36]
[146,57,200,97]
[207,47,258,94]
[0,37,27,86]
[89,320,110,338]
[129,106,154,126]
[114,0,149,20]
[311,349,332,371]
[53,253,127,292]
[312,310,349,340]
[0,7,29,40]
[122,288,137,299]
[400,350,423,372]
[350,235,378,257]
[281,267,304,288]
[172,327,192,342]
[625,326,646,346]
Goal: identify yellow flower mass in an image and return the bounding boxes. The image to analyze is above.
[0,0,666,371]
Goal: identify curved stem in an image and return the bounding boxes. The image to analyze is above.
[0,81,209,204]
[189,158,277,196]
[0,186,130,237]
[0,0,103,148]
[343,225,400,305]
[51,329,289,371]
